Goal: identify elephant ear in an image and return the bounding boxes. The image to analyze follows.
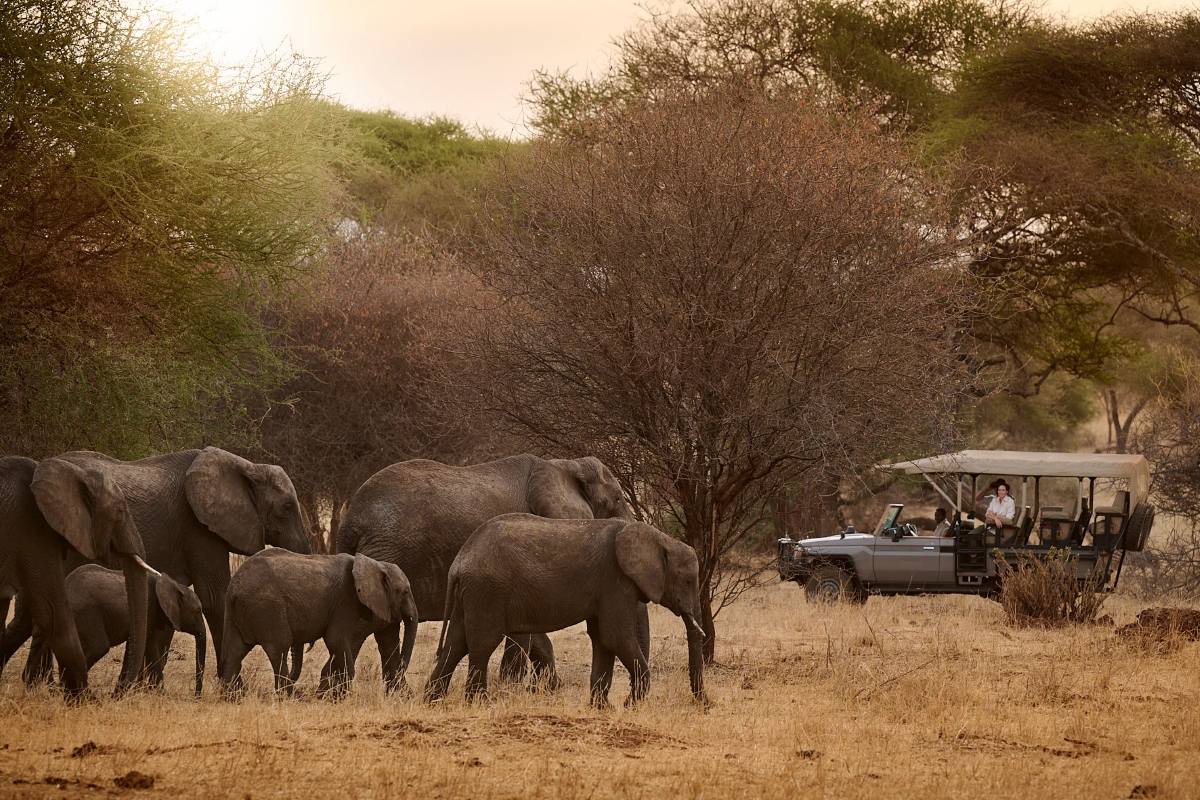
[615,522,666,603]
[31,458,105,560]
[184,447,264,556]
[154,574,191,632]
[352,556,394,623]
[527,458,593,519]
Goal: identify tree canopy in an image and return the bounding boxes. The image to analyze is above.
[527,0,1200,405]
[0,0,345,458]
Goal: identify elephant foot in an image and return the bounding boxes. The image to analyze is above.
[388,676,414,698]
[589,694,611,710]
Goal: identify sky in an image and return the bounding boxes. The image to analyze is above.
[166,0,1197,137]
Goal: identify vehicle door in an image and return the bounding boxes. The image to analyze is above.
[872,534,942,588]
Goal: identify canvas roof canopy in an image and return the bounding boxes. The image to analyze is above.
[877,450,1151,510]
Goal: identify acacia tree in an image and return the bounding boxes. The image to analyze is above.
[0,0,344,458]
[527,1,1200,406]
[465,83,971,658]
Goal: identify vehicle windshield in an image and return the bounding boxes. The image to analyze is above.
[874,505,903,536]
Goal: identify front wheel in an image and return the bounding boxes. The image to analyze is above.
[804,567,866,605]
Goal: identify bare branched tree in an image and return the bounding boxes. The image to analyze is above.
[1131,352,1200,595]
[254,234,491,551]
[462,82,973,658]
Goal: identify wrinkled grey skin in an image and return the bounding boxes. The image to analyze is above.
[27,565,207,696]
[426,515,705,708]
[0,456,149,697]
[337,454,642,691]
[2,447,310,685]
[219,550,418,697]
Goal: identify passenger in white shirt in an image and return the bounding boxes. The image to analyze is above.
[979,481,1016,528]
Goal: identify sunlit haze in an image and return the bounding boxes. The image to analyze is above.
[165,0,1197,137]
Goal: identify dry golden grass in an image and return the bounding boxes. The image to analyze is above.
[1,584,1198,799]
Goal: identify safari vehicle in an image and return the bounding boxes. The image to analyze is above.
[776,451,1156,603]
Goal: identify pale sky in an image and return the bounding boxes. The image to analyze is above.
[167,0,1197,137]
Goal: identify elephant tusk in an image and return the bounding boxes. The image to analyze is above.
[686,616,706,638]
[133,555,162,577]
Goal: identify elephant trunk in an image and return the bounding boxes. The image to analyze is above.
[116,559,149,697]
[193,628,206,697]
[683,613,706,702]
[398,595,419,677]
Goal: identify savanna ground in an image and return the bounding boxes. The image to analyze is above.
[1,582,1197,799]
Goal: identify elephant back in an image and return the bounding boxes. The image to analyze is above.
[0,457,56,566]
[338,457,536,620]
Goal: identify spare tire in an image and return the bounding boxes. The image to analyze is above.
[1123,503,1156,552]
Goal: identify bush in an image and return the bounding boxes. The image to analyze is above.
[996,548,1106,626]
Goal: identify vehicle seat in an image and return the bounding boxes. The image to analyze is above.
[1018,505,1035,546]
[1038,503,1076,548]
[996,506,1027,548]
[1092,490,1128,551]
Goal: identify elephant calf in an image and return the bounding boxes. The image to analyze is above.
[426,515,706,707]
[219,550,417,697]
[28,565,207,695]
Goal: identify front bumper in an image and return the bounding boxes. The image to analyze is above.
[776,538,812,582]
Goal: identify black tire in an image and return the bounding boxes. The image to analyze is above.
[1123,503,1156,552]
[804,566,867,605]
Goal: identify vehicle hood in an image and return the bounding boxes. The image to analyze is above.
[799,533,874,549]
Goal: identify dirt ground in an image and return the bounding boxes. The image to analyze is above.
[1,583,1196,799]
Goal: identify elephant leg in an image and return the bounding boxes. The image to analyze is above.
[0,594,33,676]
[614,635,650,706]
[636,602,651,662]
[464,627,503,704]
[24,627,55,686]
[425,620,469,702]
[141,632,170,689]
[498,636,529,683]
[25,579,88,697]
[528,633,560,692]
[265,644,290,695]
[318,637,351,699]
[587,620,615,709]
[288,644,304,687]
[375,624,405,693]
[193,570,230,670]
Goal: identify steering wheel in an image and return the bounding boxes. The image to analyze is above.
[904,522,919,537]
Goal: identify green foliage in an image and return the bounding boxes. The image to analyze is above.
[971,375,1096,450]
[0,0,345,458]
[335,108,511,235]
[528,0,1034,136]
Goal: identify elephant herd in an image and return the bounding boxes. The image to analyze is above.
[0,449,706,707]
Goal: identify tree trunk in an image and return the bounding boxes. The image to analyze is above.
[699,571,716,664]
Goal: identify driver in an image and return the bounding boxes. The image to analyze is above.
[932,507,951,537]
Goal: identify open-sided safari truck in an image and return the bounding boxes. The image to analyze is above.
[777,450,1156,603]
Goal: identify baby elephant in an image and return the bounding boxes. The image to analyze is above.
[219,550,417,697]
[27,565,207,695]
[426,515,706,706]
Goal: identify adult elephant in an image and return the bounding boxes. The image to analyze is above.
[3,447,310,680]
[0,456,149,696]
[337,454,644,690]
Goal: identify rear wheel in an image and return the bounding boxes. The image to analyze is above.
[804,566,867,605]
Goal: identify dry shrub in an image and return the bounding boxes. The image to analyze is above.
[996,548,1106,627]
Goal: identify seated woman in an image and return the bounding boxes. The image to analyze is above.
[976,480,1015,530]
